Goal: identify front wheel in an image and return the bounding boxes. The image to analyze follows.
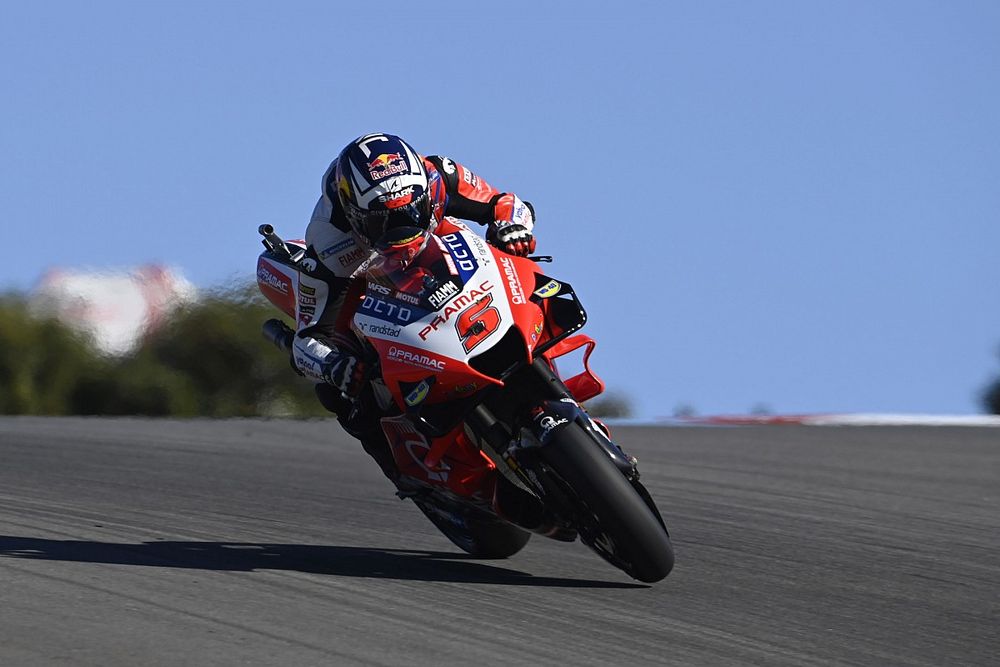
[539,423,674,582]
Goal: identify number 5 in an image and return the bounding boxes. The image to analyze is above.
[456,294,501,353]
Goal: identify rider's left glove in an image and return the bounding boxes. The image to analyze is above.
[489,222,536,257]
[488,195,536,257]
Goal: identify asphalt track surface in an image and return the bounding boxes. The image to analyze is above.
[0,418,997,666]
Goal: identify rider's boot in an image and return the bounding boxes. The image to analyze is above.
[315,383,402,485]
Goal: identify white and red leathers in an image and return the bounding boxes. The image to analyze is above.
[292,155,535,392]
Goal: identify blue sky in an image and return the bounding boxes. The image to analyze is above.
[3,1,998,417]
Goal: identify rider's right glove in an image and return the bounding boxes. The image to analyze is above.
[293,335,365,398]
[322,352,365,398]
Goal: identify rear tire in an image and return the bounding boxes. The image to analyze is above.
[414,499,531,559]
[540,423,674,582]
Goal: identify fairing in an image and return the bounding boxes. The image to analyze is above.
[352,219,604,500]
[353,220,546,412]
[256,241,307,320]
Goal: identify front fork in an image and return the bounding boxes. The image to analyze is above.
[466,358,638,488]
[522,397,638,479]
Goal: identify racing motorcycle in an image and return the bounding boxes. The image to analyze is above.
[255,220,674,582]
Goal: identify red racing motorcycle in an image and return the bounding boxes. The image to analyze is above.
[256,220,674,582]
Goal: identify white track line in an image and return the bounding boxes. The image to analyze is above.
[802,414,1000,427]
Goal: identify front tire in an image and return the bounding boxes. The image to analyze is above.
[539,423,674,582]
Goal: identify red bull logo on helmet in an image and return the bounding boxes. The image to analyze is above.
[368,152,408,180]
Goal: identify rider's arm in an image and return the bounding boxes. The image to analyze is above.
[424,155,536,256]
[290,200,367,386]
[424,155,535,227]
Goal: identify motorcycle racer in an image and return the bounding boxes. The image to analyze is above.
[291,132,536,478]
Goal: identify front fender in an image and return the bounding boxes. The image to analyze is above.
[523,398,636,478]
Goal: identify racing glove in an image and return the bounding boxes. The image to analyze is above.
[488,195,536,257]
[292,335,366,398]
[323,352,363,396]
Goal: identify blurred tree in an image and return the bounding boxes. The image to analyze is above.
[71,360,199,416]
[0,295,104,414]
[0,288,325,417]
[132,286,325,417]
[585,391,634,419]
[983,347,1000,415]
[672,403,697,419]
[983,382,1000,415]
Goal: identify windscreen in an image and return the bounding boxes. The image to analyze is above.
[367,235,467,312]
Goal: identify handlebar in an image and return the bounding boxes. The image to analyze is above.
[259,224,292,261]
[262,318,295,353]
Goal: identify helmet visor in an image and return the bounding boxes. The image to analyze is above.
[346,191,432,246]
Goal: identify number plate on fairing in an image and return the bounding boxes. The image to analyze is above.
[354,225,513,366]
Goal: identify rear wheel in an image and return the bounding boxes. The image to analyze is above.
[413,499,531,559]
[539,423,674,582]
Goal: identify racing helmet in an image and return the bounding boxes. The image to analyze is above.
[375,225,431,272]
[333,133,433,247]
